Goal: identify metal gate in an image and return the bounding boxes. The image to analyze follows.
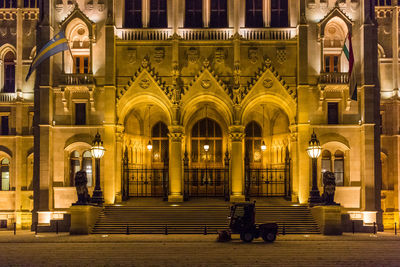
[122,166,168,200]
[245,160,291,198]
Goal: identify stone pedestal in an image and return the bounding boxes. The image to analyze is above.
[311,205,342,235]
[69,205,103,235]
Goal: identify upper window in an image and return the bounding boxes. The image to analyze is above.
[0,0,17,8]
[270,0,288,27]
[210,0,227,28]
[245,121,263,164]
[185,0,203,28]
[23,0,37,8]
[152,122,169,163]
[125,0,143,28]
[327,102,339,124]
[323,17,348,73]
[149,0,167,28]
[374,0,394,6]
[3,51,15,93]
[75,103,86,125]
[245,0,263,28]
[1,116,9,136]
[0,158,10,191]
[73,56,90,74]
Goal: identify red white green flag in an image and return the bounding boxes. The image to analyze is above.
[343,33,357,101]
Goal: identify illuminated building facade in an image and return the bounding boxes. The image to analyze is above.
[0,0,392,230]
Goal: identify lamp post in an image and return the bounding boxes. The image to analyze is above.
[307,131,322,206]
[91,132,105,205]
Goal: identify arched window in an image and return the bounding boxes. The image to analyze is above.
[149,0,167,28]
[0,158,10,191]
[69,151,80,186]
[125,0,143,28]
[334,150,344,186]
[210,0,227,28]
[271,0,288,27]
[323,17,348,73]
[245,0,263,28]
[4,51,15,93]
[66,20,90,74]
[185,0,203,28]
[152,122,169,163]
[191,118,222,164]
[82,151,93,187]
[245,121,263,163]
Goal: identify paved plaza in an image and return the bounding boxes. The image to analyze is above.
[0,231,399,266]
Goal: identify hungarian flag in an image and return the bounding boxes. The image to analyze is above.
[343,33,357,101]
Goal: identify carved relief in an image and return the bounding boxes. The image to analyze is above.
[214,48,225,64]
[200,79,211,89]
[127,48,137,64]
[248,47,258,64]
[276,48,287,64]
[154,47,165,64]
[187,47,199,64]
[139,77,150,89]
[263,78,273,88]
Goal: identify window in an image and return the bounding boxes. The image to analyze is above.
[75,103,86,125]
[73,56,90,74]
[270,0,288,27]
[23,0,37,8]
[0,158,10,191]
[327,102,339,124]
[185,0,203,28]
[70,151,80,186]
[1,116,9,135]
[321,150,345,186]
[149,0,167,28]
[374,0,393,6]
[4,51,15,93]
[245,121,263,164]
[191,118,222,164]
[245,0,263,28]
[210,0,227,28]
[324,55,340,73]
[125,0,143,28]
[82,151,93,187]
[0,0,17,8]
[152,122,169,163]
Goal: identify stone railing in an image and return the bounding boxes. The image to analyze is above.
[240,28,297,40]
[60,73,94,86]
[178,28,234,40]
[0,93,16,102]
[116,28,172,41]
[319,72,349,84]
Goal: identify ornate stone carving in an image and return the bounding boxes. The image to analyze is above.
[154,47,165,64]
[127,48,137,64]
[139,77,150,89]
[141,56,149,68]
[168,126,184,142]
[248,47,258,64]
[321,171,338,205]
[187,47,199,64]
[276,48,287,64]
[229,125,245,142]
[74,170,90,204]
[200,79,211,89]
[214,48,225,64]
[263,78,273,88]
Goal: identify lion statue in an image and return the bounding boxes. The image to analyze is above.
[321,171,338,205]
[74,170,90,204]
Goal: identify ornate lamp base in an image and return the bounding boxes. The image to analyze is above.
[308,189,321,207]
[91,189,104,206]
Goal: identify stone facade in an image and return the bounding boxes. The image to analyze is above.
[0,0,388,230]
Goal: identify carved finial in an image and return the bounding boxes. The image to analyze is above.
[203,58,210,68]
[142,55,149,68]
[264,57,272,67]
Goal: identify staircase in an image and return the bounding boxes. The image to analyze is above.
[92,205,320,234]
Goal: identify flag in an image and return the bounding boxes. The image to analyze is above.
[342,33,357,101]
[25,31,69,81]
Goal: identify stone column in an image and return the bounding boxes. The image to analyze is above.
[229,125,245,202]
[114,125,124,203]
[168,126,184,202]
[296,124,311,205]
[289,125,299,202]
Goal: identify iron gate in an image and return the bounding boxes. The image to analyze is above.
[122,167,169,200]
[183,168,229,199]
[245,161,291,198]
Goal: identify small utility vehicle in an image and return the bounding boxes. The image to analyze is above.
[218,202,278,243]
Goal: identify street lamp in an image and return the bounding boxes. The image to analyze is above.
[91,132,105,205]
[307,130,322,206]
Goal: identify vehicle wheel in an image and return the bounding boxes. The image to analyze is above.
[262,231,276,242]
[240,232,254,243]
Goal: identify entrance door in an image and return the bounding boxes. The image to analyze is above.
[185,118,227,197]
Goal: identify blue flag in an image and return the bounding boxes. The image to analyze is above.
[26,31,69,81]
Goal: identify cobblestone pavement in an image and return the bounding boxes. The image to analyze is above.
[0,231,399,266]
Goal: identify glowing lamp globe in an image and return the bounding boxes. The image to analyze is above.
[261,140,267,152]
[306,131,321,159]
[147,140,153,151]
[91,132,105,159]
[203,144,210,152]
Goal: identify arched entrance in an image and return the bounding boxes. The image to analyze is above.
[184,118,229,199]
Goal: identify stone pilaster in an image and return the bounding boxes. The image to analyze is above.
[229,125,245,202]
[168,126,184,202]
[114,125,124,203]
